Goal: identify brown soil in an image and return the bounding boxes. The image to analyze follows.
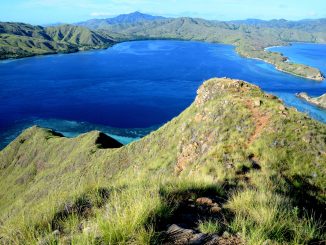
[245,100,270,145]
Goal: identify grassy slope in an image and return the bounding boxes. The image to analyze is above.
[95,18,326,80]
[0,78,325,244]
[0,22,114,59]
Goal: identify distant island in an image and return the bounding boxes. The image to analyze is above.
[296,92,326,109]
[1,12,325,80]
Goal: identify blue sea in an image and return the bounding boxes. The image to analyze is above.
[0,41,325,148]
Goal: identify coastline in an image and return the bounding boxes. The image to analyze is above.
[247,56,324,81]
[0,44,113,61]
[264,45,287,51]
[240,46,325,82]
[1,39,324,82]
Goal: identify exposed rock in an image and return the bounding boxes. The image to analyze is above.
[165,224,195,244]
[163,224,243,245]
[210,205,222,213]
[296,92,326,109]
[196,197,213,206]
[254,99,262,107]
[265,93,277,100]
[176,142,200,173]
[278,105,286,111]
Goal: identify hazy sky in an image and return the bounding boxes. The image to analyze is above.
[1,0,325,25]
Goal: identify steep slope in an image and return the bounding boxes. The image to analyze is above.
[45,25,114,49]
[0,22,114,59]
[0,22,51,40]
[0,78,325,244]
[93,16,326,80]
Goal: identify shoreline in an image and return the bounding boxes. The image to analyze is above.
[264,45,286,51]
[1,39,324,82]
[0,44,113,62]
[247,56,324,81]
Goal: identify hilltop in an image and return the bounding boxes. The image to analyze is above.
[0,22,114,59]
[0,78,325,244]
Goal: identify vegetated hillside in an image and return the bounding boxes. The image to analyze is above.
[0,78,325,244]
[77,11,166,29]
[0,22,114,59]
[45,25,114,49]
[89,16,326,80]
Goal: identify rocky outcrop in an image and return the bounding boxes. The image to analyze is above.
[296,92,326,109]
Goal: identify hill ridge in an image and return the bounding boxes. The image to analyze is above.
[0,78,325,244]
[0,22,114,59]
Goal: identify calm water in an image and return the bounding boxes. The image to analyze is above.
[268,43,326,75]
[0,41,325,148]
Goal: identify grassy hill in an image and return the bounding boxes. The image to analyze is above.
[0,78,325,244]
[0,22,114,59]
[86,16,325,81]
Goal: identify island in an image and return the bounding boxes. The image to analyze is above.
[296,92,326,109]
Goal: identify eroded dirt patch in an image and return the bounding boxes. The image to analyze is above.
[245,99,270,145]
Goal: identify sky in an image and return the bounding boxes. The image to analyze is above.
[0,0,325,25]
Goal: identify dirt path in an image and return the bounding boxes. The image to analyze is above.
[245,100,270,145]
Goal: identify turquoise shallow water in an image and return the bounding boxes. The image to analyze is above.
[0,41,325,148]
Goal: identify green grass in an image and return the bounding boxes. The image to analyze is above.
[227,188,324,244]
[199,219,223,234]
[0,78,325,244]
[0,22,114,59]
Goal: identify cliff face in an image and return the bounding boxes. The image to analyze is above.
[0,78,325,244]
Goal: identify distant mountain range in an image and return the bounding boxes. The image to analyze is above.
[230,18,326,32]
[77,11,166,29]
[76,12,326,33]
